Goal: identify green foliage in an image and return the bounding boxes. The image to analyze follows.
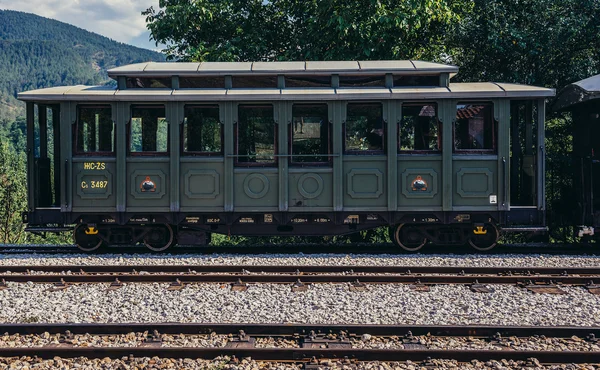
[0,140,27,243]
[449,0,600,87]
[0,117,26,153]
[209,227,391,246]
[144,0,471,62]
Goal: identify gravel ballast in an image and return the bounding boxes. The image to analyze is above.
[0,252,600,268]
[0,282,598,326]
[1,333,597,352]
[0,357,594,370]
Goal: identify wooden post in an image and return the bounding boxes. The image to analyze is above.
[26,102,35,211]
[116,102,127,213]
[386,101,398,212]
[332,101,343,212]
[169,102,181,212]
[278,102,289,212]
[52,105,61,206]
[442,100,454,211]
[224,102,234,212]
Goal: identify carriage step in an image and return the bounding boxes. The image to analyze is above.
[25,226,74,233]
[500,226,548,232]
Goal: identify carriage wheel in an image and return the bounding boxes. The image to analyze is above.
[468,223,499,252]
[390,224,427,252]
[143,224,175,252]
[73,224,104,252]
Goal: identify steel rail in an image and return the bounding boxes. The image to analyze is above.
[0,265,599,285]
[0,324,598,363]
[2,264,600,274]
[0,273,592,284]
[0,347,596,364]
[0,273,597,284]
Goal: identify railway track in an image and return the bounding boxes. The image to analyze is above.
[0,323,597,365]
[0,243,598,255]
[1,265,600,291]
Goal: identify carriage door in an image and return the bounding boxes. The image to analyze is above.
[30,103,61,209]
[509,100,543,219]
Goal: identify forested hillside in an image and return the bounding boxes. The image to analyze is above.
[0,10,165,121]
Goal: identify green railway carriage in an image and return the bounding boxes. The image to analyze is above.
[18,60,555,252]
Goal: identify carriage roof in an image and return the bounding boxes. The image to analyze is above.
[18,60,555,101]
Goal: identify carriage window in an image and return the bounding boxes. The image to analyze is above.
[393,75,439,87]
[339,75,386,87]
[126,77,172,89]
[399,104,440,152]
[183,105,222,155]
[130,106,168,153]
[236,105,276,165]
[454,103,496,151]
[345,103,384,153]
[233,76,278,88]
[75,105,114,154]
[180,77,225,88]
[286,75,331,88]
[291,104,329,164]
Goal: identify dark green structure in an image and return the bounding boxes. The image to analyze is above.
[18,61,554,251]
[553,74,600,238]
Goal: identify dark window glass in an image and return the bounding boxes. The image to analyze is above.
[399,104,441,152]
[285,75,331,88]
[130,106,168,153]
[233,76,278,88]
[339,75,385,87]
[126,77,172,89]
[393,75,439,87]
[291,104,329,164]
[454,103,496,151]
[75,105,114,154]
[183,105,222,154]
[33,104,40,158]
[237,105,276,165]
[179,77,225,88]
[345,103,384,153]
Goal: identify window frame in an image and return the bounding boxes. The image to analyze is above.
[453,101,497,154]
[289,103,332,167]
[73,104,115,157]
[127,104,169,157]
[235,104,278,167]
[343,102,386,155]
[181,104,224,157]
[398,102,442,154]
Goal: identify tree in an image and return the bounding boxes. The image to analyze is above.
[449,0,600,88]
[144,0,472,62]
[0,141,27,243]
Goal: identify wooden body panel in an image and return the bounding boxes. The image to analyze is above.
[62,98,526,218]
